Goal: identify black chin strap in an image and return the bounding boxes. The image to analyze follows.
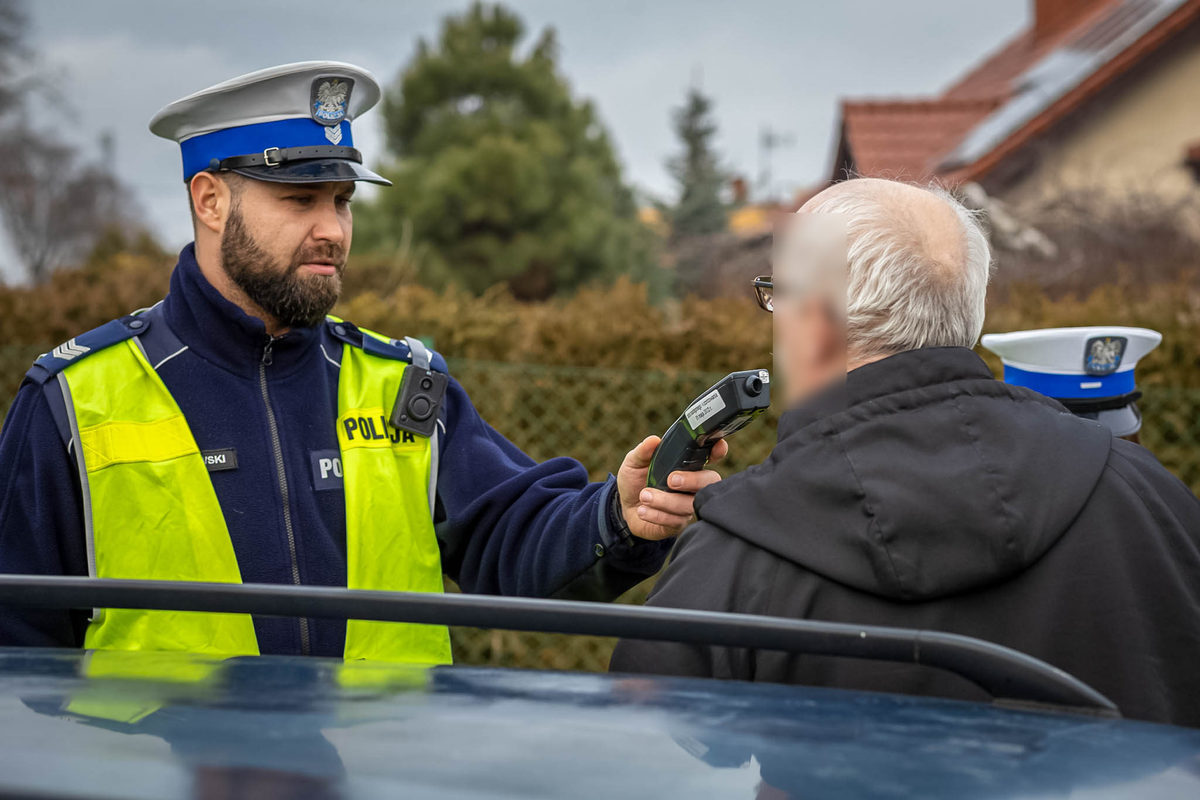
[209,145,362,171]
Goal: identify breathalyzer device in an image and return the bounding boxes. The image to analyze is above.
[646,369,771,491]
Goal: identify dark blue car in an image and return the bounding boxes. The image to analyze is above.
[0,576,1196,799]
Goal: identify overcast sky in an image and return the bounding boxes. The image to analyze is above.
[18,0,1026,267]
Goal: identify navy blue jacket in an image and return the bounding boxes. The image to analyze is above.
[0,245,668,655]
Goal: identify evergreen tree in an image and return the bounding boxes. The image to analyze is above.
[664,86,728,240]
[356,3,657,300]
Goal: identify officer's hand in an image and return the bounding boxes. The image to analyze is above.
[617,435,728,541]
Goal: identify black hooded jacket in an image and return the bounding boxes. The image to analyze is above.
[610,347,1200,727]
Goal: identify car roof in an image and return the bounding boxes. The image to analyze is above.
[2,648,1198,799]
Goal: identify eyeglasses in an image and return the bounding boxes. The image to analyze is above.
[752,276,774,312]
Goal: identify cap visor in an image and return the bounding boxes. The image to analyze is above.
[1095,404,1142,438]
[230,159,391,186]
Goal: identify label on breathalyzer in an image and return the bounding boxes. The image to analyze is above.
[685,388,726,431]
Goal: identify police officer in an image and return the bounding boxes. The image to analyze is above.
[981,326,1162,442]
[0,62,723,661]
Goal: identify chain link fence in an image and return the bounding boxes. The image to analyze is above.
[1,346,1198,672]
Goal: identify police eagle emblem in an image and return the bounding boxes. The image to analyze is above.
[311,77,353,126]
[1084,336,1127,376]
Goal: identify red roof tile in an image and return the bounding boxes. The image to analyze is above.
[839,98,1000,182]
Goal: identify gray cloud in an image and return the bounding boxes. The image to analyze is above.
[23,0,1025,255]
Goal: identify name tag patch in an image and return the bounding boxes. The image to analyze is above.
[202,448,238,472]
[311,449,344,491]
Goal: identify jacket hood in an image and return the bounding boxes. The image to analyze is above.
[695,347,1114,601]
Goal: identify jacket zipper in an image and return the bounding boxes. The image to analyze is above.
[260,336,311,656]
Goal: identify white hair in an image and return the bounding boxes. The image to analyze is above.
[804,180,992,362]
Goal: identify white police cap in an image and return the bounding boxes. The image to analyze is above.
[149,61,390,186]
[981,326,1161,437]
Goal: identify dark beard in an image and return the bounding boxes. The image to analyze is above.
[220,207,345,329]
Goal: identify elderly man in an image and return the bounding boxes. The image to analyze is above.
[610,178,1200,727]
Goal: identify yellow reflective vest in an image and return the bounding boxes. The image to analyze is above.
[55,324,452,665]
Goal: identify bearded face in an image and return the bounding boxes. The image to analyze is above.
[219,202,345,330]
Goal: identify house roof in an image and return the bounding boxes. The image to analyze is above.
[835,99,1000,181]
[833,0,1200,185]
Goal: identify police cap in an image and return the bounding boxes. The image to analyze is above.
[981,326,1161,437]
[149,61,390,186]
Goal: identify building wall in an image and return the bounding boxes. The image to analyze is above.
[986,24,1200,210]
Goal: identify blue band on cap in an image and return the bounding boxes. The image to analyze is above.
[179,118,353,181]
[1002,364,1135,399]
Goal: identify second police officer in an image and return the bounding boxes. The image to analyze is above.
[982,326,1162,442]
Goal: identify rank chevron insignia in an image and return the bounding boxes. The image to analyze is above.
[51,338,91,361]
